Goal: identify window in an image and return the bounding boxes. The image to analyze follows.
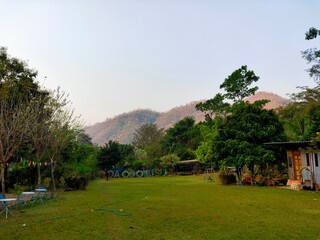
[315,154,319,167]
[306,153,310,166]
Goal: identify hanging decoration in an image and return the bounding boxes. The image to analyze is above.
[5,154,54,170]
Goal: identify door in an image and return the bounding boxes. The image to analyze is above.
[293,151,302,181]
[301,152,312,181]
[313,153,320,185]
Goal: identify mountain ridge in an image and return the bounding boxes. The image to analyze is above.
[85,91,289,145]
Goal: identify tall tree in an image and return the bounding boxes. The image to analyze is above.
[47,88,80,196]
[28,91,52,186]
[132,123,164,160]
[302,27,320,83]
[216,101,286,183]
[196,93,230,121]
[97,140,123,171]
[132,123,164,149]
[220,65,259,102]
[196,66,284,184]
[278,86,320,140]
[0,47,44,194]
[161,117,201,160]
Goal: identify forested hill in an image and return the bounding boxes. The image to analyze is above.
[85,91,289,146]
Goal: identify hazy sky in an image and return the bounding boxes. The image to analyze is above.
[1,1,319,125]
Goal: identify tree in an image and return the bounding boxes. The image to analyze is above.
[132,123,164,149]
[0,47,45,195]
[195,93,230,121]
[196,66,285,184]
[46,88,80,196]
[215,101,286,183]
[220,65,259,102]
[302,27,320,83]
[161,117,202,160]
[160,154,180,174]
[28,92,52,186]
[132,123,164,160]
[97,140,134,171]
[195,121,220,168]
[63,141,98,189]
[278,86,320,140]
[76,131,93,145]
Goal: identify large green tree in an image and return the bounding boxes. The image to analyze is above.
[161,117,202,160]
[196,66,285,184]
[302,27,320,83]
[216,101,286,183]
[97,140,134,171]
[278,86,320,141]
[132,123,164,160]
[220,65,259,102]
[0,47,48,194]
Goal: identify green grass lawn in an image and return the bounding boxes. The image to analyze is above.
[1,175,320,239]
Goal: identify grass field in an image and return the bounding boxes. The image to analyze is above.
[1,175,320,239]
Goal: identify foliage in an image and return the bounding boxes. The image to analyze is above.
[255,168,288,186]
[132,123,164,161]
[42,177,52,189]
[196,66,286,184]
[196,93,229,120]
[0,47,95,194]
[220,65,260,102]
[97,140,134,171]
[160,154,180,173]
[195,120,221,168]
[278,86,320,140]
[302,27,320,83]
[217,172,236,185]
[132,123,164,148]
[217,101,286,169]
[76,131,93,145]
[161,117,202,160]
[64,143,98,180]
[9,183,24,196]
[0,47,50,194]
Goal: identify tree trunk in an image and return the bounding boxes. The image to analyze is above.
[37,162,41,186]
[0,163,5,196]
[51,160,56,198]
[236,167,242,186]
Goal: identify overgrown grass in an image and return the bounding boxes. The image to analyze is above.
[1,175,320,239]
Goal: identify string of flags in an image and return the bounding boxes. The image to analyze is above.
[6,155,55,170]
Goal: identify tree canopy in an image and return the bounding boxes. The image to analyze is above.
[302,27,320,83]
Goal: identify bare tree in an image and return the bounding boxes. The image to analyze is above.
[27,93,52,186]
[47,88,81,197]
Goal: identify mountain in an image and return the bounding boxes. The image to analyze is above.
[244,91,289,109]
[85,109,160,146]
[155,101,205,129]
[85,91,289,146]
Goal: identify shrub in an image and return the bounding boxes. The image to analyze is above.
[255,169,288,186]
[64,177,88,190]
[218,172,236,185]
[42,177,51,189]
[9,184,24,196]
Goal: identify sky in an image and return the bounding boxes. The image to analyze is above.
[1,0,319,125]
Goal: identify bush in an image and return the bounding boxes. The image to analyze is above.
[42,177,51,189]
[64,177,88,190]
[218,172,236,185]
[9,184,24,196]
[255,169,288,186]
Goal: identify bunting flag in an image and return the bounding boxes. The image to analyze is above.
[5,154,53,170]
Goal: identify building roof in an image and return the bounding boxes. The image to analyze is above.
[177,160,200,164]
[264,141,311,148]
